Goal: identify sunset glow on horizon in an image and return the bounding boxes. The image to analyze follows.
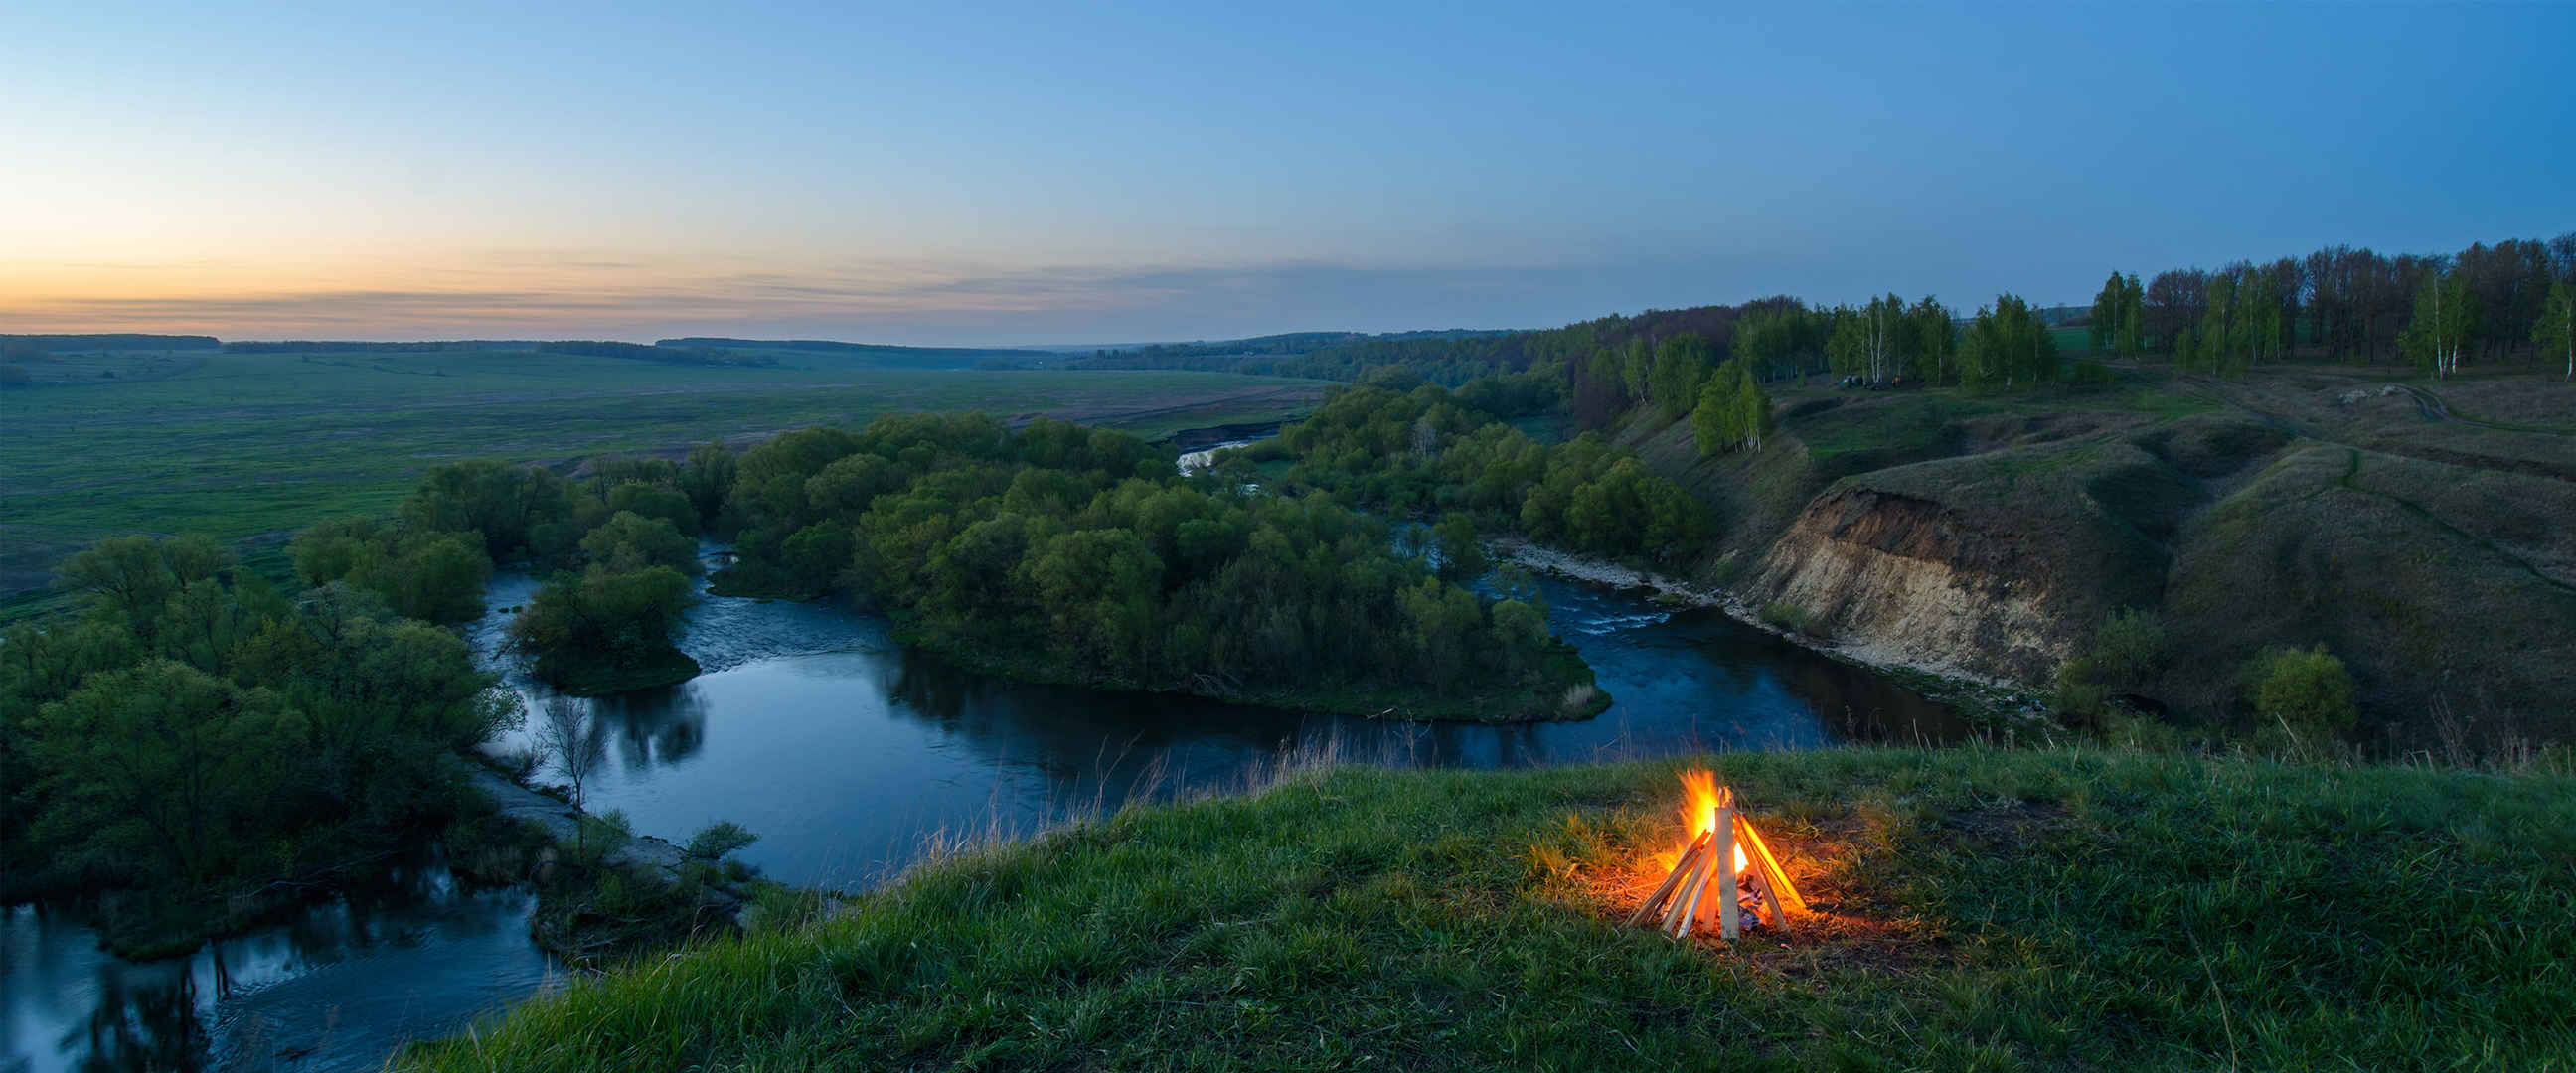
[6,1,2569,345]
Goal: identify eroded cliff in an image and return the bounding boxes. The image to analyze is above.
[1753,488,2078,683]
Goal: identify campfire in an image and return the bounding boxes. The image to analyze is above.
[1626,771,1807,940]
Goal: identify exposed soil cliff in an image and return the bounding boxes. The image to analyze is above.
[1753,489,2077,684]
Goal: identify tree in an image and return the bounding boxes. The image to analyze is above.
[2144,268,2208,353]
[679,440,738,524]
[1646,333,1713,418]
[56,534,229,640]
[1909,296,1957,383]
[290,520,493,624]
[2116,273,2146,358]
[1618,337,1653,401]
[397,461,578,564]
[1960,294,2055,388]
[2399,269,2476,378]
[507,566,698,688]
[1691,360,1770,454]
[1430,513,1487,583]
[606,481,701,537]
[1826,312,1866,379]
[533,695,601,810]
[580,511,700,575]
[2536,278,2574,381]
[28,661,304,881]
[1861,294,1906,381]
[2089,272,2126,352]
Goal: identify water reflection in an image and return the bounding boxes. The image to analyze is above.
[483,564,1963,891]
[2,852,554,1073]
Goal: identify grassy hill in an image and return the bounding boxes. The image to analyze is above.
[394,746,2576,1071]
[1613,365,2576,748]
[0,349,1324,618]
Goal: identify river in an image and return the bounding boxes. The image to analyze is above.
[4,543,1958,1072]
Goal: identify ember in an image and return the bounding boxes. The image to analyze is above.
[1626,772,1807,940]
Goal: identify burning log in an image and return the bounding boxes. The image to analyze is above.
[1631,772,1806,941]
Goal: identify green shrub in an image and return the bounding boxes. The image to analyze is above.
[684,820,760,862]
[2090,608,2168,690]
[1758,600,1814,635]
[2250,644,2358,737]
[565,809,635,867]
[2053,656,2111,729]
[1706,550,1746,588]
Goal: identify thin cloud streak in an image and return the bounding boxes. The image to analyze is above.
[0,243,2060,345]
[0,253,1711,344]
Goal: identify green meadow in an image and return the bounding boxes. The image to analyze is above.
[0,349,1321,616]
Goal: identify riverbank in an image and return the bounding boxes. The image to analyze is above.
[393,744,2576,1071]
[1493,536,2056,733]
[444,766,794,970]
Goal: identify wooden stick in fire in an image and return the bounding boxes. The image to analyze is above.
[1715,792,1739,939]
[1736,811,1808,920]
[1668,826,1716,938]
[1624,831,1709,928]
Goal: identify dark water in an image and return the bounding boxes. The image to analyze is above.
[4,551,1958,1072]
[1,854,550,1073]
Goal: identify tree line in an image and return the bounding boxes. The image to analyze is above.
[2099,232,2575,377]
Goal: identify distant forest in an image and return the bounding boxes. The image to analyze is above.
[1064,329,1517,381]
[1,334,219,353]
[1055,231,2576,398]
[660,338,1055,361]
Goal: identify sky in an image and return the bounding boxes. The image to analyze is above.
[2,1,2569,346]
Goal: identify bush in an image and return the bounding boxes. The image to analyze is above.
[2053,656,2112,729]
[1759,601,1814,635]
[1706,550,1747,588]
[2250,644,2358,738]
[2090,608,2168,690]
[684,820,760,862]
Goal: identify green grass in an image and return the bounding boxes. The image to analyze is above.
[395,746,2576,1071]
[0,351,1322,615]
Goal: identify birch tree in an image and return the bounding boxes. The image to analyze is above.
[2090,272,2125,352]
[2536,279,2574,381]
[2117,273,2145,359]
[2400,270,2476,378]
[1862,293,1904,382]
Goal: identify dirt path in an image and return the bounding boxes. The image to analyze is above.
[2393,384,2452,422]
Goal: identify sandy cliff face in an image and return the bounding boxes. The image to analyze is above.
[1754,489,2078,684]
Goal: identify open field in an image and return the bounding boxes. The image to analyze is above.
[0,350,1324,616]
[394,746,2576,1072]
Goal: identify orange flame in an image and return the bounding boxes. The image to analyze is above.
[1675,769,1749,873]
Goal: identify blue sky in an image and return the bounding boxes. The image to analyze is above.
[3,1,2568,344]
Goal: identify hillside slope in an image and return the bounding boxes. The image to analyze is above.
[394,748,2576,1072]
[1620,368,2576,742]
